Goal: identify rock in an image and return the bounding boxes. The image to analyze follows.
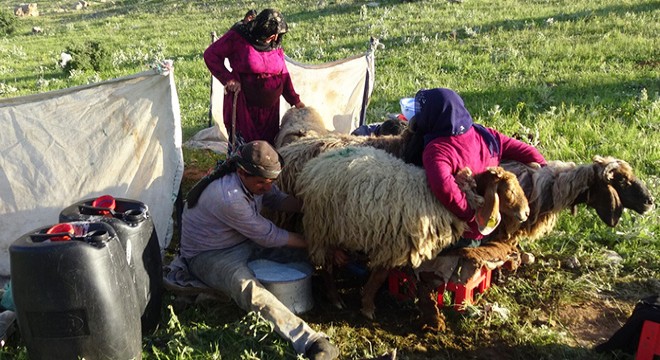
[602,249,623,265]
[60,52,72,67]
[74,1,89,10]
[521,252,535,264]
[32,26,42,34]
[563,255,581,269]
[15,3,39,17]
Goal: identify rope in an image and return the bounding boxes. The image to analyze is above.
[230,89,240,154]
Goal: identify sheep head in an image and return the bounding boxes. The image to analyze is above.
[275,107,329,148]
[586,156,655,226]
[456,166,530,235]
[476,167,530,225]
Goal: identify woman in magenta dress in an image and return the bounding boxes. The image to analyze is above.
[204,9,305,151]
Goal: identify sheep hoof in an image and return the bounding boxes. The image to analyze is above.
[360,308,375,320]
[332,300,345,310]
[419,313,447,332]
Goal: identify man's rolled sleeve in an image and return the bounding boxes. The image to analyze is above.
[220,196,289,248]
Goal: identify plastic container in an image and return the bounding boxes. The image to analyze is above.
[10,222,142,360]
[59,196,162,335]
[399,97,416,121]
[248,260,314,314]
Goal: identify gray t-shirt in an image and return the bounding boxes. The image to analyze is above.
[180,172,290,258]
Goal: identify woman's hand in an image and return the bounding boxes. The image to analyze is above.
[225,79,241,93]
[294,101,305,109]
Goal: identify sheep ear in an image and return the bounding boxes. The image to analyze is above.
[588,183,623,227]
[488,166,505,178]
[602,161,620,181]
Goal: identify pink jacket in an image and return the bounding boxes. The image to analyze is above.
[423,126,546,240]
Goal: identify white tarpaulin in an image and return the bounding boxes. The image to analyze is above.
[210,39,377,140]
[0,68,184,276]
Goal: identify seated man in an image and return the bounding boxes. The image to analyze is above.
[180,141,339,360]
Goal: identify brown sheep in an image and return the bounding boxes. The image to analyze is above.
[415,155,655,331]
[477,155,654,245]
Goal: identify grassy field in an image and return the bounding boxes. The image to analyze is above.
[0,0,659,359]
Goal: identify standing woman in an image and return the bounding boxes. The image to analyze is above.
[204,9,305,151]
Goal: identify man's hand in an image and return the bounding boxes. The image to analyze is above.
[332,248,350,266]
[286,232,307,248]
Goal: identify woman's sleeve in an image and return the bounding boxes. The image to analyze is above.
[203,31,239,85]
[423,145,475,222]
[495,130,547,166]
[280,53,301,106]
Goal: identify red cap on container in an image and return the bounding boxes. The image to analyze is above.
[46,223,75,241]
[92,195,116,216]
[92,195,116,210]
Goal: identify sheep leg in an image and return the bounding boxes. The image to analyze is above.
[360,267,389,320]
[416,271,446,332]
[319,266,345,309]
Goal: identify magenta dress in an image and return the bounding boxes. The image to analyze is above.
[204,29,301,146]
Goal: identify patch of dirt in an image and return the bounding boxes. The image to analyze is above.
[555,298,634,348]
[182,165,210,187]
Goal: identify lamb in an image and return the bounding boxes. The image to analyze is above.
[295,146,529,319]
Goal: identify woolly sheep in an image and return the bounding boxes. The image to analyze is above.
[266,133,410,231]
[274,107,333,149]
[295,146,529,319]
[277,132,410,195]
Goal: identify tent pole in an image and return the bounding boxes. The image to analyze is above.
[208,31,217,128]
[359,37,378,127]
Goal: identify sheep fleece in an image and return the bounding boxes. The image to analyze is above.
[297,146,465,269]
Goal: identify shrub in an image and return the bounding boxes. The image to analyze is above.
[0,10,17,35]
[63,41,112,73]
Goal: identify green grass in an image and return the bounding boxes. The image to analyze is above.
[1,0,659,359]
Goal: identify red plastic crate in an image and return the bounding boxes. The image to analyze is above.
[387,268,417,302]
[436,267,492,312]
[388,266,493,312]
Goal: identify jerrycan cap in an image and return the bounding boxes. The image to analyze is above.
[46,223,75,241]
[92,195,116,215]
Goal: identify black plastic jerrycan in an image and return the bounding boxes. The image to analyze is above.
[59,195,162,335]
[9,221,142,360]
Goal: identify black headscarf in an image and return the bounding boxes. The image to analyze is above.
[403,88,500,166]
[232,9,288,52]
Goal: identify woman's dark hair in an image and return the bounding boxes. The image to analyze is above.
[402,120,425,167]
[249,9,287,42]
[185,159,238,208]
